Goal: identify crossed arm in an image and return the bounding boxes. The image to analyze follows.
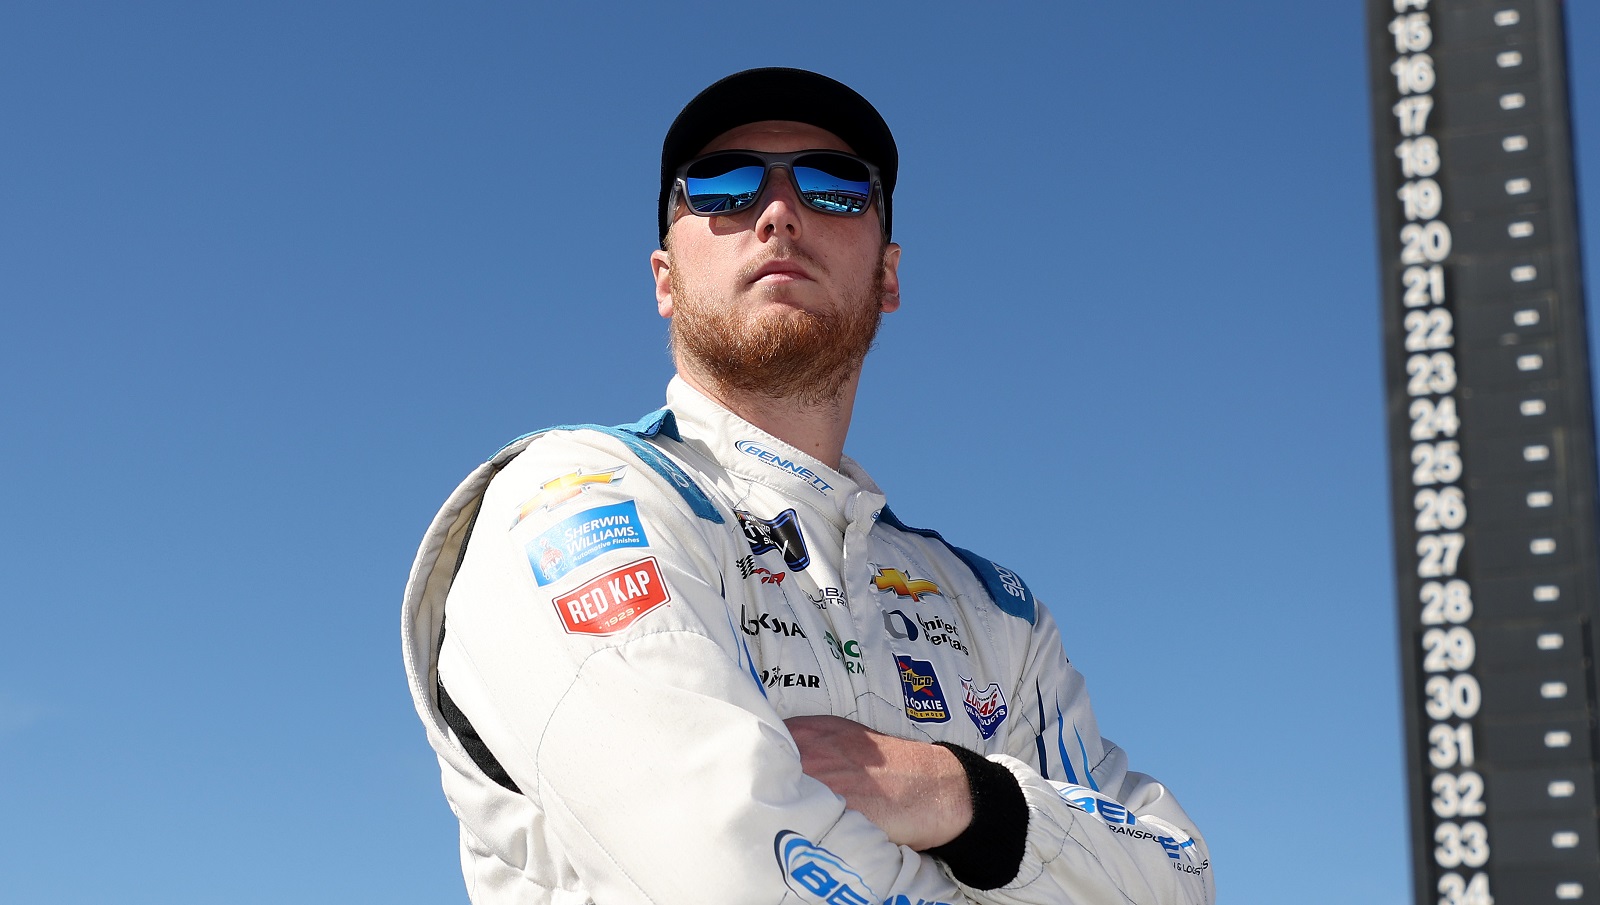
[785,714,973,851]
[439,435,1214,904]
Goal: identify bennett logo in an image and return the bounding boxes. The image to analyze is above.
[773,831,875,905]
[736,508,811,570]
[873,567,941,602]
[735,440,833,493]
[894,654,950,723]
[960,675,1009,739]
[511,466,626,526]
[1055,783,1199,863]
[526,500,649,586]
[552,557,670,635]
[1057,783,1137,825]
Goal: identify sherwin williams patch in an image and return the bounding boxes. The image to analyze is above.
[894,654,950,723]
[526,500,648,586]
[552,557,670,636]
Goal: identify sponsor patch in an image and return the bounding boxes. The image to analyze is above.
[774,831,874,905]
[736,508,811,570]
[760,666,822,689]
[918,613,968,655]
[735,439,833,493]
[740,605,807,639]
[1056,783,1138,826]
[884,609,918,640]
[894,654,950,723]
[510,466,626,527]
[824,631,865,674]
[995,563,1027,599]
[960,675,1009,739]
[1055,783,1200,863]
[526,500,648,586]
[872,567,942,602]
[806,586,846,609]
[737,555,786,585]
[551,557,670,636]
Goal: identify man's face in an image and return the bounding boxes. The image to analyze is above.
[651,120,901,405]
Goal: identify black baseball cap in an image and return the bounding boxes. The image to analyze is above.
[658,67,898,246]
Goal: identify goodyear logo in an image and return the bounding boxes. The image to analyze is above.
[773,831,874,905]
[511,466,625,527]
[873,567,941,602]
[894,654,949,723]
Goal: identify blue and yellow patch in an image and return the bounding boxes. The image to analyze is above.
[526,500,649,586]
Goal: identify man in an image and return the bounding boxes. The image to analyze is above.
[402,68,1213,904]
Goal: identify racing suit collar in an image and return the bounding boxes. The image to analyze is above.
[664,376,884,530]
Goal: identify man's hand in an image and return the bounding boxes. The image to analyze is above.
[784,714,973,850]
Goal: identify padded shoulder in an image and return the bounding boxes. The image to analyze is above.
[878,506,1037,624]
[494,408,723,525]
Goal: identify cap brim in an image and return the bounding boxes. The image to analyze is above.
[659,68,896,244]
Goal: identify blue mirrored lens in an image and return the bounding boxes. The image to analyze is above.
[793,154,871,214]
[684,155,765,214]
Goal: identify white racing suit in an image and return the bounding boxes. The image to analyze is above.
[401,377,1214,905]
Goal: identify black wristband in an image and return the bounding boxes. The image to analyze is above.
[925,742,1029,890]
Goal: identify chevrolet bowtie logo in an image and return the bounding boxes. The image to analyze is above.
[511,466,626,527]
[872,567,941,602]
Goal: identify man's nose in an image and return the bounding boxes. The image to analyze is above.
[753,166,803,240]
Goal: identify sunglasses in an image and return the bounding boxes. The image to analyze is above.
[672,149,882,224]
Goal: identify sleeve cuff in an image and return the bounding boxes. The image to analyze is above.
[926,742,1029,890]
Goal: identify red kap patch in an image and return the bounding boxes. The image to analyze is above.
[552,557,671,636]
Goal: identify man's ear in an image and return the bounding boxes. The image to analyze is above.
[650,248,673,317]
[880,242,902,313]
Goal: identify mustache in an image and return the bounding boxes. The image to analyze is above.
[737,247,824,283]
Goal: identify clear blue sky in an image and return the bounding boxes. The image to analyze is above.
[3,2,1596,902]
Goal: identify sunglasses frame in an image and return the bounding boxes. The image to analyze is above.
[670,149,885,235]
